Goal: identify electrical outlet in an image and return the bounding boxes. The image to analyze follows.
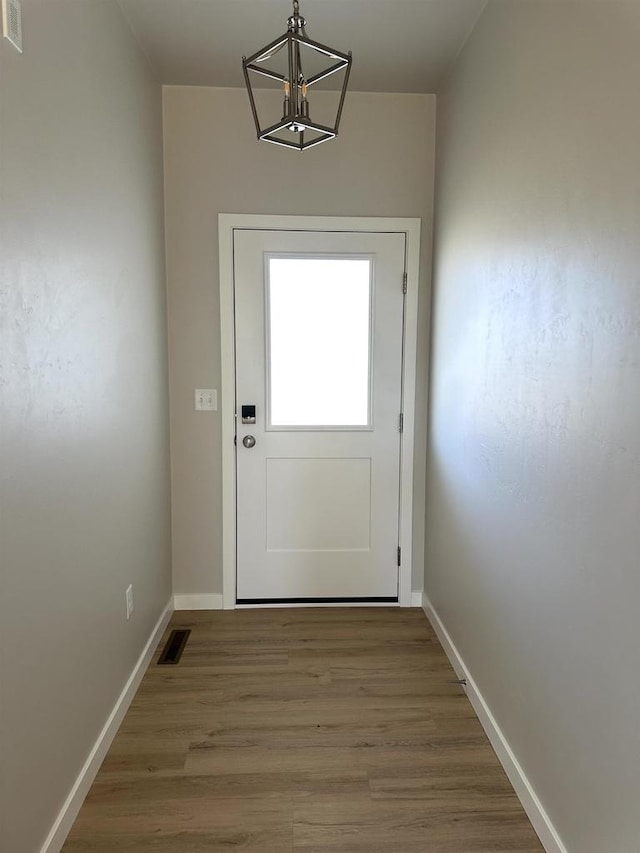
[125,584,134,620]
[195,388,217,411]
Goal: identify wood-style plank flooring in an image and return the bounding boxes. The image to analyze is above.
[62,608,544,852]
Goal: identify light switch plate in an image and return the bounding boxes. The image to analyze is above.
[2,0,22,53]
[195,389,217,411]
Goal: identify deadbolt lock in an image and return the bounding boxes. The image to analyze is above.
[241,404,256,424]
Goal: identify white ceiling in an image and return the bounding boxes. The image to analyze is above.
[117,0,488,93]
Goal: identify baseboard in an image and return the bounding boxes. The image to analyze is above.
[40,599,174,853]
[410,590,422,607]
[174,593,223,610]
[421,593,567,853]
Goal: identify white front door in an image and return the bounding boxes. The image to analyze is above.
[233,228,406,603]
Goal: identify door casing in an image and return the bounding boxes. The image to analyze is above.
[219,214,421,609]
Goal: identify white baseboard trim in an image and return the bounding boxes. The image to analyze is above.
[174,593,223,610]
[410,590,423,607]
[421,593,567,853]
[40,598,174,853]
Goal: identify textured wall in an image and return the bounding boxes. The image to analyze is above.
[163,86,435,598]
[427,2,640,850]
[0,3,171,850]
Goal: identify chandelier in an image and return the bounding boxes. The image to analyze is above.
[242,0,352,151]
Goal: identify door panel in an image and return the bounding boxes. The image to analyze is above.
[265,457,372,551]
[234,229,405,602]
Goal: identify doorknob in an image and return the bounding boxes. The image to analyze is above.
[242,435,256,448]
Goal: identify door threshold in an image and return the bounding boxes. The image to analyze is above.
[236,596,398,606]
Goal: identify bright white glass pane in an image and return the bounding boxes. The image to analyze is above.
[268,257,371,427]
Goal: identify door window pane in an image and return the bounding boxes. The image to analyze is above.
[268,257,371,427]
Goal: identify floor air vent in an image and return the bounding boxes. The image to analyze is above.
[157,629,191,665]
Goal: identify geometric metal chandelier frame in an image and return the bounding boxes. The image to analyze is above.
[242,0,352,151]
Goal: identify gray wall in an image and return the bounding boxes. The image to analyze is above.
[163,86,436,598]
[427,2,640,850]
[0,3,171,851]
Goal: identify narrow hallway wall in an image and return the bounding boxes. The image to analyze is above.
[0,3,171,850]
[427,2,640,850]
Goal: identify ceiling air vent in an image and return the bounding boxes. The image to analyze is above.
[2,0,22,53]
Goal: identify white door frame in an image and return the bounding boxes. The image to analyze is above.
[219,214,421,609]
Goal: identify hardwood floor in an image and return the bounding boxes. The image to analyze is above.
[62,608,544,852]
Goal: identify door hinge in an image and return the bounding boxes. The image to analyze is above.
[402,271,408,294]
[399,412,404,433]
[397,546,402,567]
